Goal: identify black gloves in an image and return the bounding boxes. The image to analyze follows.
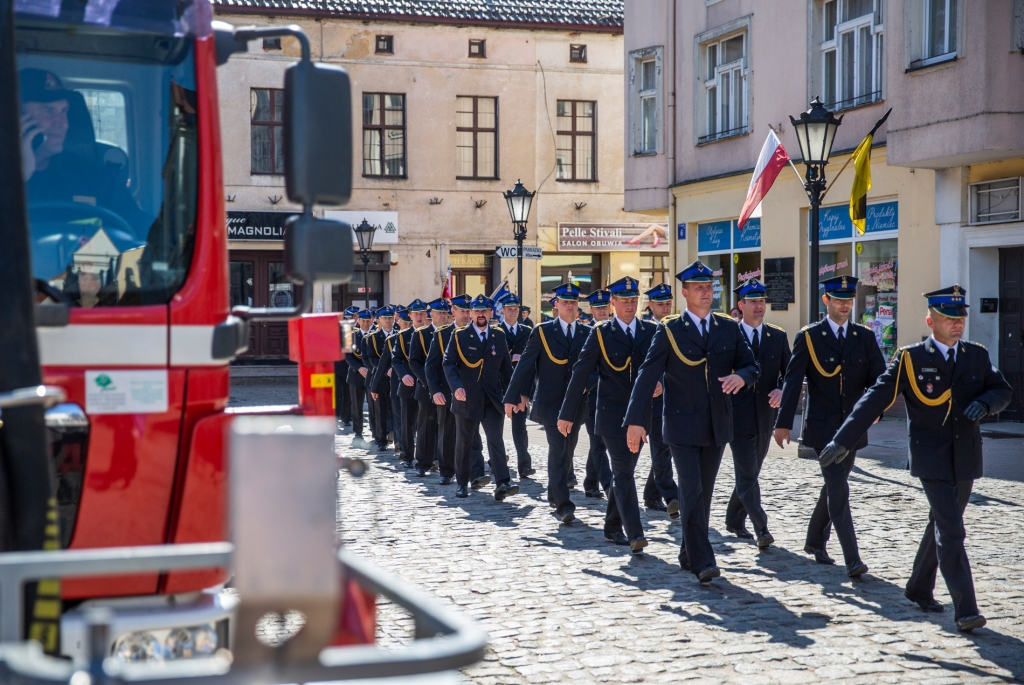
[964,401,989,421]
[818,440,849,468]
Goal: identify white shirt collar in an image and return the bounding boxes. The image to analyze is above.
[473,323,489,338]
[684,309,711,329]
[931,336,957,362]
[740,320,763,343]
[825,317,848,337]
[558,317,575,336]
[615,316,636,336]
[504,320,517,334]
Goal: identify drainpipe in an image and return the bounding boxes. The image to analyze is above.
[666,0,678,312]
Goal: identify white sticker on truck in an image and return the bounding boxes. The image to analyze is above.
[85,370,169,415]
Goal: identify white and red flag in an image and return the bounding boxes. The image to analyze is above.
[441,265,453,299]
[738,129,790,231]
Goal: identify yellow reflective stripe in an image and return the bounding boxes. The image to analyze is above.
[537,326,568,365]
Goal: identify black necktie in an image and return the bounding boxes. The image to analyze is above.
[565,324,573,343]
[626,325,634,344]
[946,347,955,369]
[701,318,708,342]
[837,325,845,346]
[751,328,760,356]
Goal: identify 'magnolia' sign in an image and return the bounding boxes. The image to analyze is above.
[557,223,669,252]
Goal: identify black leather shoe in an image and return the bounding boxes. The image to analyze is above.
[605,532,629,546]
[504,482,520,497]
[584,489,604,498]
[630,537,648,554]
[438,475,453,485]
[568,478,578,488]
[756,531,775,549]
[726,524,754,539]
[697,565,721,583]
[905,592,944,613]
[493,483,509,502]
[401,460,414,469]
[679,557,691,571]
[956,614,986,632]
[666,499,680,519]
[804,545,835,565]
[645,500,668,512]
[414,468,426,477]
[847,561,869,578]
[471,475,491,490]
[455,486,469,498]
[520,467,536,478]
[554,509,575,524]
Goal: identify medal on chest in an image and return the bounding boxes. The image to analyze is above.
[926,383,934,394]
[491,344,496,356]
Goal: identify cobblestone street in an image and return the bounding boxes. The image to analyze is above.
[332,416,1024,684]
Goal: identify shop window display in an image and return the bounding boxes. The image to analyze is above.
[855,238,898,362]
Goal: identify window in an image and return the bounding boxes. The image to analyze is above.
[570,44,587,63]
[456,96,498,179]
[469,39,486,58]
[556,100,596,181]
[926,0,957,59]
[821,0,883,110]
[79,89,128,153]
[262,37,281,50]
[697,218,762,314]
[640,59,657,152]
[700,33,747,143]
[376,35,394,54]
[639,255,669,310]
[970,178,1021,225]
[250,88,283,174]
[362,93,406,177]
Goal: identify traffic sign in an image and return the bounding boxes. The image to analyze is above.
[495,245,542,259]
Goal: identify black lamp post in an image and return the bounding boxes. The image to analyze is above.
[789,97,842,323]
[503,179,535,312]
[352,218,376,309]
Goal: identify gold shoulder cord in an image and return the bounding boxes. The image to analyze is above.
[399,332,410,360]
[595,325,631,381]
[888,349,953,424]
[662,323,708,389]
[803,329,842,395]
[537,326,568,365]
[418,330,428,355]
[371,334,380,356]
[454,329,484,381]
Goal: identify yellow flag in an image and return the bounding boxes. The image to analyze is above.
[849,134,873,235]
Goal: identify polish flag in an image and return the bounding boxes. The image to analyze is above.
[738,130,790,231]
[441,265,453,299]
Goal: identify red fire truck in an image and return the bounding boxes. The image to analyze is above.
[2,0,402,668]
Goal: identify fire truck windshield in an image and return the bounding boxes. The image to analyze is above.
[17,21,198,308]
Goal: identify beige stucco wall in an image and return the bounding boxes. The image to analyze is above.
[214,12,659,310]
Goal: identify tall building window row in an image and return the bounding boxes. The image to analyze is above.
[821,0,884,111]
[456,95,498,180]
[362,93,406,178]
[701,32,747,143]
[250,88,284,175]
[556,100,596,181]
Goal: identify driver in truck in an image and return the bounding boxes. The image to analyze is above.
[19,68,146,230]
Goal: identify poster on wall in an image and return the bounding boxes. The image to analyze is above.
[324,210,400,245]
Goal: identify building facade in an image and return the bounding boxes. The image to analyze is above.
[625,0,1024,411]
[213,0,664,359]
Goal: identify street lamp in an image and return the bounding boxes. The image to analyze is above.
[352,218,376,309]
[790,97,842,323]
[503,179,535,315]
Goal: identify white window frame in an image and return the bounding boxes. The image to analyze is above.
[629,46,663,156]
[694,15,752,147]
[820,0,884,111]
[923,0,957,63]
[701,32,748,143]
[969,177,1022,226]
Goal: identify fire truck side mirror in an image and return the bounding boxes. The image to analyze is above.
[284,214,354,285]
[284,60,352,207]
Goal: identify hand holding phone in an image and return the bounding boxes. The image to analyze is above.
[20,113,44,180]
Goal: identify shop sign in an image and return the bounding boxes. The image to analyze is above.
[733,217,761,250]
[227,211,291,241]
[323,210,399,245]
[697,220,731,253]
[816,201,898,241]
[763,257,795,305]
[449,253,491,269]
[557,223,669,252]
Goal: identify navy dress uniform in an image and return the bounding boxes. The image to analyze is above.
[624,261,759,580]
[363,308,394,449]
[426,295,487,486]
[369,309,408,459]
[344,310,373,440]
[640,283,680,518]
[724,278,791,547]
[560,277,658,549]
[498,293,534,477]
[583,289,612,498]
[521,305,535,328]
[390,306,423,467]
[335,306,359,429]
[503,283,589,518]
[408,298,446,477]
[443,295,519,500]
[823,286,1011,631]
[774,275,886,575]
